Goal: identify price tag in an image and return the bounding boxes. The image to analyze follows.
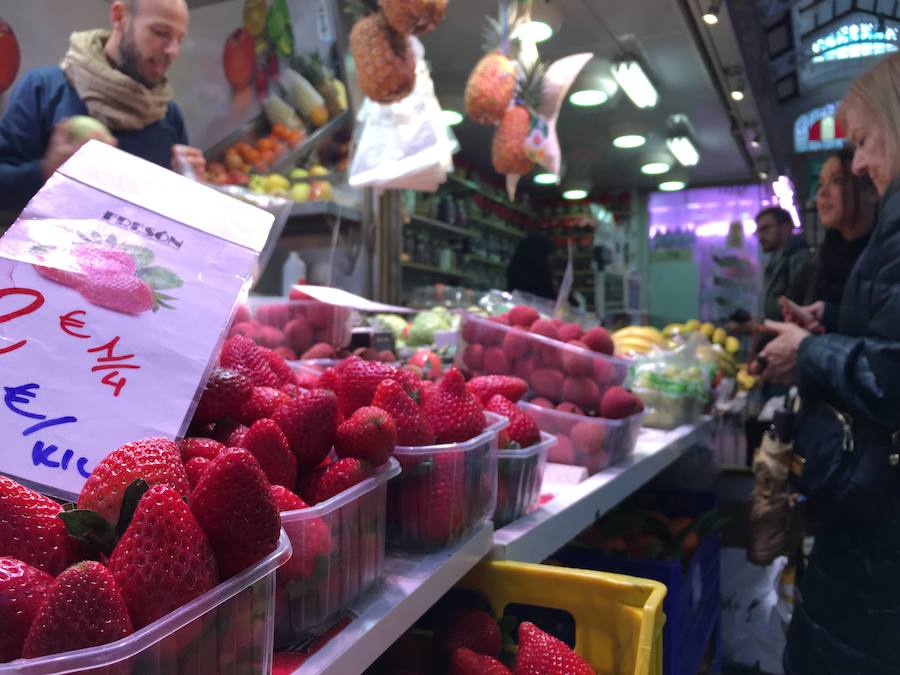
[0,141,273,500]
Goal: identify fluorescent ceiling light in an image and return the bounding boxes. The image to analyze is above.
[641,161,671,175]
[659,180,686,192]
[563,189,589,200]
[569,89,609,107]
[666,135,700,166]
[731,89,744,101]
[513,21,553,43]
[441,109,463,126]
[702,11,718,25]
[612,58,658,109]
[533,172,558,185]
[613,134,646,149]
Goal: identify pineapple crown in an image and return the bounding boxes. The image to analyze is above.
[515,59,546,111]
[482,11,528,59]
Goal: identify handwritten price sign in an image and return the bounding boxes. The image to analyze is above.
[0,142,273,500]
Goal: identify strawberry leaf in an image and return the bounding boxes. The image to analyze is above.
[115,478,150,537]
[59,508,119,557]
[120,244,155,268]
[139,266,183,290]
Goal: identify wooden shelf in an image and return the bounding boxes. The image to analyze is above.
[409,214,478,238]
[402,262,468,280]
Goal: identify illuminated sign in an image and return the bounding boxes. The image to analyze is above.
[811,22,898,63]
[794,102,845,153]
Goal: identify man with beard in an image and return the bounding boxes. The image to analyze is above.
[0,0,204,214]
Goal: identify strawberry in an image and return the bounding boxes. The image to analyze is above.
[178,437,226,463]
[421,368,485,443]
[23,561,133,658]
[272,389,339,469]
[501,330,530,360]
[556,402,585,415]
[270,484,307,512]
[284,316,314,354]
[508,305,539,328]
[274,346,298,361]
[529,319,559,341]
[185,456,211,488]
[219,335,280,387]
[528,368,564,401]
[261,347,297,386]
[438,608,502,657]
[0,557,54,662]
[462,343,485,372]
[562,376,601,412]
[599,386,644,419]
[581,327,614,355]
[244,418,298,490]
[413,453,465,545]
[529,397,555,408]
[561,341,594,377]
[281,382,303,398]
[297,458,374,505]
[451,647,511,675]
[514,621,595,675]
[278,496,332,578]
[212,419,250,447]
[301,342,337,359]
[293,370,320,389]
[372,379,435,446]
[486,395,541,448]
[335,406,396,466]
[484,347,511,375]
[558,322,585,342]
[77,437,190,528]
[229,321,259,340]
[190,449,281,579]
[0,477,82,575]
[317,366,339,392]
[77,273,154,315]
[409,349,442,380]
[334,356,397,417]
[391,367,424,399]
[466,375,528,405]
[193,367,254,424]
[108,485,218,628]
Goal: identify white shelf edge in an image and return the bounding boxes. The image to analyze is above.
[491,418,713,564]
[294,522,494,675]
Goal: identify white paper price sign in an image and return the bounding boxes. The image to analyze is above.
[0,142,273,500]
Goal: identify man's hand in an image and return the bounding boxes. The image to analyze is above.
[172,145,206,179]
[779,296,825,334]
[749,320,811,385]
[41,118,117,179]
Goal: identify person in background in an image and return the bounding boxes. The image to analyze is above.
[754,52,900,675]
[787,147,876,305]
[0,0,205,215]
[754,206,811,323]
[507,234,557,301]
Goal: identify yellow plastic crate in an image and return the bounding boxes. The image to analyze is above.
[457,560,667,675]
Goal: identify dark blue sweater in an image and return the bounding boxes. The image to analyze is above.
[0,66,188,213]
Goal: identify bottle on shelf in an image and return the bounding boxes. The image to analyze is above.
[282,251,307,296]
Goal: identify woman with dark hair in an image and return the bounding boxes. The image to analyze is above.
[788,147,877,305]
[506,234,556,300]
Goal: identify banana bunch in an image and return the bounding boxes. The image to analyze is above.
[663,320,741,355]
[737,367,759,391]
[696,343,739,378]
[612,326,667,357]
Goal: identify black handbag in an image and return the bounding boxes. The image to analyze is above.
[790,400,900,522]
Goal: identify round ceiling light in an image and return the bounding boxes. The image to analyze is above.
[658,180,686,192]
[702,11,718,24]
[641,161,671,175]
[441,109,463,126]
[533,173,558,185]
[513,21,553,43]
[613,134,646,149]
[569,89,609,107]
[563,188,589,200]
[730,89,744,101]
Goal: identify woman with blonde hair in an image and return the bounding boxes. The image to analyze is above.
[754,53,900,674]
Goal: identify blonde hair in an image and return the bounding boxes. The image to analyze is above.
[840,52,900,175]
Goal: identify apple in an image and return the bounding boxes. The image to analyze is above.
[290,168,309,181]
[291,183,311,202]
[309,165,329,176]
[310,181,333,201]
[66,115,111,143]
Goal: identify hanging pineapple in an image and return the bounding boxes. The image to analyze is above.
[491,60,544,177]
[464,15,519,125]
[378,0,448,36]
[348,1,416,104]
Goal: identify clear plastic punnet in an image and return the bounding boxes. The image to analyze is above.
[387,412,508,552]
[238,297,354,356]
[275,458,400,647]
[494,431,556,527]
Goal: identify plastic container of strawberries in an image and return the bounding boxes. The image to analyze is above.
[0,531,292,674]
[494,431,556,527]
[275,458,400,647]
[518,400,644,475]
[237,297,353,354]
[387,412,509,553]
[455,313,629,408]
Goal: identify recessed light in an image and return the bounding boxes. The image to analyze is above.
[513,21,553,43]
[641,161,671,175]
[569,89,609,107]
[731,89,744,101]
[441,109,463,126]
[563,189,588,200]
[702,12,718,24]
[758,171,769,180]
[613,134,646,149]
[659,180,686,192]
[534,173,558,185]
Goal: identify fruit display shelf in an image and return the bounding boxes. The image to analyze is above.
[291,522,494,674]
[401,261,468,280]
[409,214,479,239]
[491,417,714,563]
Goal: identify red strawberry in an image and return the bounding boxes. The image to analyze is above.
[484,347,511,375]
[467,375,528,405]
[77,273,154,315]
[278,497,332,578]
[514,621,595,675]
[190,449,281,579]
[462,343,485,371]
[244,418,298,490]
[270,484,307,512]
[421,368,486,443]
[391,367,424,399]
[254,324,284,348]
[451,647,511,675]
[562,376,601,412]
[558,322,585,342]
[599,386,644,419]
[301,342,337,359]
[261,347,297,386]
[556,402,585,415]
[194,367,254,424]
[274,346,298,361]
[281,382,302,398]
[212,419,250,447]
[293,370,320,389]
[0,477,82,575]
[185,456,211,488]
[502,330,530,360]
[561,341,594,376]
[410,453,464,544]
[219,335,280,387]
[409,349,442,380]
[486,395,541,448]
[529,319,559,341]
[372,379,435,446]
[272,389,339,469]
[23,561,133,658]
[318,366,339,392]
[508,305,539,328]
[528,368,564,401]
[297,457,374,505]
[229,321,259,340]
[0,557,54,662]
[582,327,614,355]
[529,397,555,409]
[178,437,226,463]
[78,437,189,528]
[108,485,218,629]
[334,356,396,417]
[73,243,136,276]
[236,386,292,426]
[284,316,314,353]
[336,406,396,466]
[438,608,502,657]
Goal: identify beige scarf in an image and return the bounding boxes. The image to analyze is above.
[61,29,173,131]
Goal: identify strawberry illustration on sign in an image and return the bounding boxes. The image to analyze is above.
[31,231,182,315]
